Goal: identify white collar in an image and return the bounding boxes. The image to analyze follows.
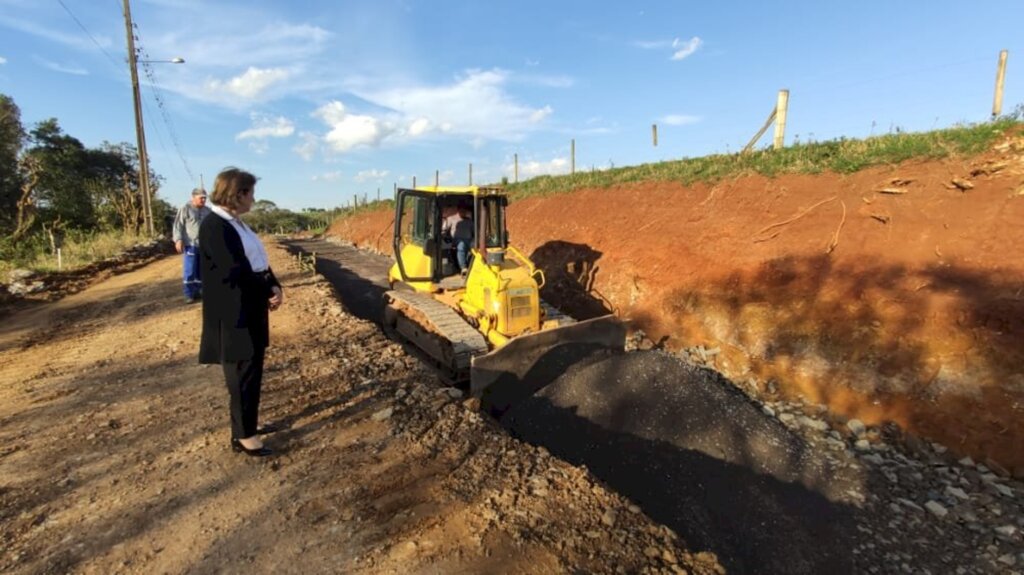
[209,203,235,221]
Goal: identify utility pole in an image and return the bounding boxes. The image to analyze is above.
[122,0,154,235]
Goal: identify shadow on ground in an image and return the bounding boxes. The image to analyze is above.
[283,239,390,324]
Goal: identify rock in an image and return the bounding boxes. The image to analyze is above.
[662,549,678,564]
[945,486,969,501]
[847,419,867,436]
[984,458,1011,478]
[798,416,829,431]
[441,387,463,399]
[7,269,33,282]
[993,484,1014,498]
[924,501,948,518]
[994,525,1017,537]
[601,509,617,527]
[957,456,975,468]
[862,454,885,466]
[644,546,660,558]
[997,554,1016,566]
[854,439,872,452]
[897,498,924,512]
[951,177,974,191]
[371,407,394,421]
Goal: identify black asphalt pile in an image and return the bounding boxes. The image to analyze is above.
[501,351,863,574]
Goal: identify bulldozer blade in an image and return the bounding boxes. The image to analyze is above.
[471,314,627,416]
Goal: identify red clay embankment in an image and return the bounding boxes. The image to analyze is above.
[329,134,1024,475]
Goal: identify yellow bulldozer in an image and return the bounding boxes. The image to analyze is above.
[384,185,625,414]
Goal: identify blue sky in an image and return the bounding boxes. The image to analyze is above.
[0,0,1021,211]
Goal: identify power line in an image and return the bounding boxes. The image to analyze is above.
[54,0,123,71]
[132,23,195,183]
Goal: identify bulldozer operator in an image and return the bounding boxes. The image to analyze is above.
[441,204,474,276]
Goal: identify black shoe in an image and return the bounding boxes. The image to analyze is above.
[256,423,279,435]
[231,438,272,457]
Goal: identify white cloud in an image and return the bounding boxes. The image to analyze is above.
[660,114,701,126]
[366,69,554,142]
[194,23,329,68]
[313,101,394,153]
[354,169,390,183]
[35,57,87,76]
[518,74,574,88]
[236,113,295,140]
[0,13,112,52]
[634,40,672,50]
[408,118,431,136]
[0,57,6,65]
[635,37,703,61]
[293,132,319,161]
[671,37,703,61]
[529,106,553,123]
[312,171,343,182]
[510,156,572,178]
[247,140,270,155]
[205,67,291,101]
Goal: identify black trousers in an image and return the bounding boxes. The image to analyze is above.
[223,348,265,439]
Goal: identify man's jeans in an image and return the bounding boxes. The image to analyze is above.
[183,245,201,299]
[455,239,471,271]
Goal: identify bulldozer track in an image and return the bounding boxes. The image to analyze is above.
[384,290,488,379]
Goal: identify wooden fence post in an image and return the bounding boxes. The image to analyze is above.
[993,49,1009,118]
[434,170,439,187]
[773,89,789,150]
[469,163,473,185]
[412,176,417,189]
[652,124,658,147]
[571,139,576,175]
[514,153,519,183]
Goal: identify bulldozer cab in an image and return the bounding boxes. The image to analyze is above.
[392,186,508,287]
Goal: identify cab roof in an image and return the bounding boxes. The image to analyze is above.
[400,185,506,197]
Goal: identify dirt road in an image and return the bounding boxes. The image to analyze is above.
[0,244,722,575]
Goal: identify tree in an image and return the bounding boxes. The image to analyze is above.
[0,94,26,234]
[11,155,40,243]
[25,118,96,229]
[252,199,278,213]
[85,142,144,233]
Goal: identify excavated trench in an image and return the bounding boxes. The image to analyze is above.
[285,238,868,574]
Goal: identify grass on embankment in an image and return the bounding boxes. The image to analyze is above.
[0,230,154,274]
[505,119,1022,199]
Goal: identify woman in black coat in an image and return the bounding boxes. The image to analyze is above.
[198,167,283,457]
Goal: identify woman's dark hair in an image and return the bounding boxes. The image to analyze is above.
[210,167,257,211]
